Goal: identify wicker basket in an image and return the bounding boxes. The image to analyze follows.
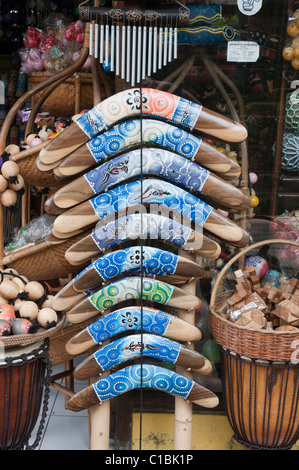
[29,72,94,116]
[210,239,299,450]
[210,239,299,362]
[3,230,90,281]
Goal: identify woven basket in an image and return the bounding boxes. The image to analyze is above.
[210,239,299,362]
[29,72,94,116]
[3,230,90,281]
[210,239,299,450]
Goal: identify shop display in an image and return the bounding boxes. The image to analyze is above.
[0,0,297,453]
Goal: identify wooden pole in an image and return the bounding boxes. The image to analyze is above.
[174,250,198,450]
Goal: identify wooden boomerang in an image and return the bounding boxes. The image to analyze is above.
[44,148,249,215]
[67,364,219,412]
[65,306,202,356]
[51,245,204,312]
[38,87,247,164]
[52,179,250,247]
[73,333,211,380]
[51,118,241,179]
[66,276,200,324]
[64,213,221,267]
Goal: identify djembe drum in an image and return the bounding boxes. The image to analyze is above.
[210,239,299,450]
[0,339,51,450]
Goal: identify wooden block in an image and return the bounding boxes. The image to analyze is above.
[235,308,267,329]
[235,283,250,299]
[272,303,299,326]
[259,283,272,300]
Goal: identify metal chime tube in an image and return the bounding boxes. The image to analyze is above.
[110,24,115,72]
[153,25,158,74]
[105,22,109,67]
[100,22,104,63]
[94,22,99,59]
[163,25,168,66]
[136,25,142,84]
[116,24,120,76]
[142,25,147,80]
[89,22,94,57]
[147,25,153,78]
[131,24,137,86]
[168,25,173,62]
[174,25,178,59]
[121,24,126,79]
[126,23,131,83]
[158,25,163,69]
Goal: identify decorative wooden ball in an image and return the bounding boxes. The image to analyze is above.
[26,133,38,145]
[25,281,45,300]
[250,195,259,207]
[38,128,53,142]
[2,268,19,279]
[12,276,27,290]
[19,301,39,321]
[0,319,11,336]
[5,144,20,156]
[8,174,24,191]
[1,160,19,179]
[0,294,8,304]
[1,189,18,207]
[13,298,25,311]
[12,318,32,335]
[0,280,20,299]
[0,303,16,325]
[41,295,54,308]
[37,308,57,328]
[0,175,8,193]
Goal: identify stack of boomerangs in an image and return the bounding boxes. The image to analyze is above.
[40,87,250,411]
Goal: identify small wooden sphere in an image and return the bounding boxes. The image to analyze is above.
[19,301,39,321]
[38,128,53,142]
[12,276,27,290]
[37,308,57,328]
[41,295,54,308]
[8,174,24,191]
[2,268,19,280]
[1,189,17,207]
[5,144,20,156]
[13,298,25,311]
[0,175,8,193]
[26,133,38,145]
[25,281,45,300]
[0,280,20,299]
[0,294,8,304]
[1,160,19,178]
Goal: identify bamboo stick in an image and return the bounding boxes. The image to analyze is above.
[174,250,197,450]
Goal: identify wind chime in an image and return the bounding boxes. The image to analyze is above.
[79,1,190,86]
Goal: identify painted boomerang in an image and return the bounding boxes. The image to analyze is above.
[44,147,250,215]
[73,333,211,381]
[64,213,221,267]
[51,245,204,311]
[38,87,248,164]
[67,364,219,412]
[49,119,241,179]
[65,306,202,356]
[66,275,200,324]
[52,178,250,247]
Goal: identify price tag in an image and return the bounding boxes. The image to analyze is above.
[227,41,260,62]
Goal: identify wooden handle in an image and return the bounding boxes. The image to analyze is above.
[67,364,219,411]
[72,334,207,380]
